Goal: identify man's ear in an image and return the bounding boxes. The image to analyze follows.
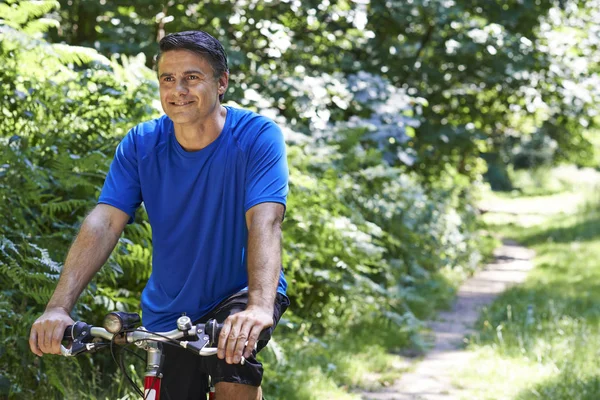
[218,71,229,95]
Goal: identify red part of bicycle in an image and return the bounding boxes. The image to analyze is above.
[208,377,216,400]
[144,376,161,400]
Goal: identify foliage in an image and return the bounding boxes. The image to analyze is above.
[262,70,486,349]
[1,0,598,398]
[42,0,600,181]
[0,2,158,397]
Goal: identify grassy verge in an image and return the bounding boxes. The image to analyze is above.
[260,321,415,399]
[259,235,499,399]
[453,188,600,399]
[258,263,492,399]
[262,339,410,399]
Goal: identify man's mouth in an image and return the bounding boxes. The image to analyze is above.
[170,101,194,106]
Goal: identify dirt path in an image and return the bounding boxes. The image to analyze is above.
[361,240,535,400]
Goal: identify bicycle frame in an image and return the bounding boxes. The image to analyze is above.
[144,376,161,400]
[143,341,163,400]
[134,339,218,400]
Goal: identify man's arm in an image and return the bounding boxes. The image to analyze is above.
[29,204,130,356]
[217,202,285,364]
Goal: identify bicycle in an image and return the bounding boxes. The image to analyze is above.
[61,311,254,400]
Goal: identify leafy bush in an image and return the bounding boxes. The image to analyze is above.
[0,5,158,397]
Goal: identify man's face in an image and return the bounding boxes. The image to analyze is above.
[157,50,227,124]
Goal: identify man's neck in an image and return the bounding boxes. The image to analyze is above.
[173,105,227,151]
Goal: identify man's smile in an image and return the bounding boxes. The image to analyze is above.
[170,101,195,106]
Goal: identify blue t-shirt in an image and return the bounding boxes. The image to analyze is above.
[98,106,288,331]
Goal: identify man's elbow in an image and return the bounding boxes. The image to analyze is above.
[247,203,285,232]
[83,205,128,238]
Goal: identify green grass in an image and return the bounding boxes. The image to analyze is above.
[495,165,600,198]
[263,345,409,400]
[507,167,574,197]
[261,319,416,399]
[455,189,600,399]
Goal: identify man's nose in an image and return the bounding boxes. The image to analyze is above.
[175,80,188,95]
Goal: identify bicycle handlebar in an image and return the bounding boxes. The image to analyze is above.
[61,316,224,358]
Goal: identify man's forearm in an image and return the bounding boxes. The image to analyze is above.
[46,214,122,313]
[246,219,282,312]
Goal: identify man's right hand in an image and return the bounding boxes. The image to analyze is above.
[29,307,74,356]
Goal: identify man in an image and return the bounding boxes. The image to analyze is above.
[29,30,289,400]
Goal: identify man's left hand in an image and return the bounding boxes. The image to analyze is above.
[217,306,274,364]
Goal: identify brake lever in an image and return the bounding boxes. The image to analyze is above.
[180,325,210,355]
[60,321,96,357]
[62,342,100,356]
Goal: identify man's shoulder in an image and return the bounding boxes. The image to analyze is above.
[226,106,281,148]
[124,115,171,157]
[130,114,171,139]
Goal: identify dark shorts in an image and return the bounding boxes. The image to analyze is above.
[159,291,289,399]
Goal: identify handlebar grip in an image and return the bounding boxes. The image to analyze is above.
[60,322,93,356]
[204,319,222,345]
[63,325,74,341]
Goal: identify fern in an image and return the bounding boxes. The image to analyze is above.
[0,9,157,397]
[51,43,111,67]
[0,0,59,30]
[23,283,55,305]
[23,17,60,34]
[41,198,91,219]
[1,26,110,78]
[0,237,18,256]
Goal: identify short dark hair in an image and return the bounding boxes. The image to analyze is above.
[157,31,229,102]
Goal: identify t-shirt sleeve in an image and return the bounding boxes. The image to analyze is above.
[244,122,289,214]
[98,131,143,223]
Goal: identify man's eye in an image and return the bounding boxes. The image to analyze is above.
[188,75,198,80]
[163,77,174,82]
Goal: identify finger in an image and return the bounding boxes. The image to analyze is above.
[51,324,65,354]
[243,324,262,359]
[217,318,232,360]
[29,326,42,357]
[225,318,241,364]
[232,322,251,364]
[41,323,54,354]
